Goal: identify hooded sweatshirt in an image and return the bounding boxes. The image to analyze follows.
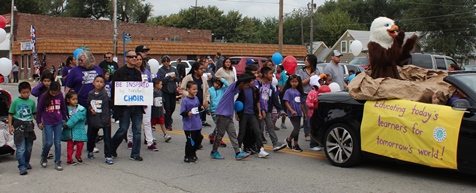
[87,88,111,128]
[36,92,67,125]
[208,78,229,113]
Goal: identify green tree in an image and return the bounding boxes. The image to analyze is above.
[1,0,43,15]
[64,0,109,19]
[38,0,67,16]
[315,9,366,46]
[399,0,476,58]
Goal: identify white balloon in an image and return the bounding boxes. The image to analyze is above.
[0,28,6,43]
[0,57,12,76]
[148,59,160,74]
[329,82,341,92]
[350,40,363,57]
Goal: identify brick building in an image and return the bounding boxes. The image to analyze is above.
[4,12,307,79]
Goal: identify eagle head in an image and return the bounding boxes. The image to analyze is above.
[369,17,399,49]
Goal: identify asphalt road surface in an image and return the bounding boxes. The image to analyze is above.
[0,82,475,193]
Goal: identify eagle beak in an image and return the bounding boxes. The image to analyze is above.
[387,25,399,38]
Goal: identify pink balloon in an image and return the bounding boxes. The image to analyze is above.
[0,16,5,29]
[283,56,297,74]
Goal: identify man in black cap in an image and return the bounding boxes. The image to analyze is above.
[135,45,152,73]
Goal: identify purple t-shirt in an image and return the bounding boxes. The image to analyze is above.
[36,92,67,125]
[243,88,254,114]
[65,66,104,107]
[62,65,73,77]
[216,82,241,119]
[283,88,304,117]
[180,96,202,131]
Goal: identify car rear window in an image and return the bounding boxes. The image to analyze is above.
[230,58,241,65]
[170,62,178,67]
[349,58,368,65]
[410,54,433,69]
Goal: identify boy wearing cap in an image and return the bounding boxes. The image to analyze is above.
[324,50,346,90]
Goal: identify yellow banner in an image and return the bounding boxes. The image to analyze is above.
[361,99,464,169]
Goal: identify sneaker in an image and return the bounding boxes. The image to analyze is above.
[285,138,292,149]
[67,161,78,166]
[76,157,83,164]
[293,144,303,152]
[40,156,47,168]
[210,151,224,159]
[258,147,269,158]
[127,142,132,150]
[202,122,212,127]
[47,153,54,159]
[208,134,215,144]
[184,157,193,163]
[19,169,28,175]
[93,147,100,153]
[219,140,227,147]
[130,156,143,161]
[144,139,157,145]
[87,152,95,159]
[105,157,114,165]
[310,146,322,151]
[235,151,251,161]
[280,123,287,130]
[55,163,63,171]
[305,136,311,141]
[164,134,172,142]
[26,164,32,170]
[166,126,172,131]
[148,144,159,151]
[273,143,287,152]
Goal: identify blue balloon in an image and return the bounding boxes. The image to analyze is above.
[234,101,244,112]
[272,52,283,65]
[73,48,84,60]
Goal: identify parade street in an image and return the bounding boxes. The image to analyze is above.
[0,83,475,193]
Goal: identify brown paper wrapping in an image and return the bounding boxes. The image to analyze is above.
[348,65,455,103]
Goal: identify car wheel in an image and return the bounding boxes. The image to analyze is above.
[324,123,361,167]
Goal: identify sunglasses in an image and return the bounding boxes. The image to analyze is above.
[126,55,137,58]
[105,57,111,59]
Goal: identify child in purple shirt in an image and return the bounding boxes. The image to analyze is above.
[36,82,68,171]
[210,73,256,161]
[180,81,204,163]
[282,75,306,152]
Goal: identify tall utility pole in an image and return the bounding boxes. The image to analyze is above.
[9,0,14,61]
[113,0,118,58]
[300,11,304,45]
[278,0,283,54]
[308,0,315,55]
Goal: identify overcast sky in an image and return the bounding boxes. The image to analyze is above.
[145,0,326,20]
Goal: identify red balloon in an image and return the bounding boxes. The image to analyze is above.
[283,56,298,74]
[0,16,5,29]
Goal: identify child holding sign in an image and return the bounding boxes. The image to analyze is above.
[180,81,204,163]
[151,78,172,143]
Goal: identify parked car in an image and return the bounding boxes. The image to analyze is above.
[316,63,365,83]
[296,60,305,74]
[230,56,268,76]
[170,60,195,75]
[310,71,476,175]
[349,57,369,69]
[407,53,457,71]
[462,65,476,71]
[349,54,457,71]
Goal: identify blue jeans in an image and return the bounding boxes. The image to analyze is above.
[16,138,33,170]
[112,106,143,158]
[41,123,63,163]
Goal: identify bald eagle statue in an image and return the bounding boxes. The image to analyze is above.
[368,17,418,79]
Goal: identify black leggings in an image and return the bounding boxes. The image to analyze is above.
[289,116,301,141]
